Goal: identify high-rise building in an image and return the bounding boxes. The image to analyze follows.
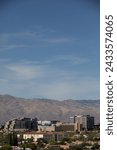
[74,115,94,131]
[4,118,38,132]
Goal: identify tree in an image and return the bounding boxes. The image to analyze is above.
[0,144,12,150]
[8,133,18,146]
[20,143,37,150]
[0,133,10,145]
[37,138,47,148]
[91,143,100,150]
[26,143,37,150]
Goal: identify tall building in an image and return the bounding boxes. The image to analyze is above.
[4,118,38,132]
[87,115,95,130]
[74,115,95,131]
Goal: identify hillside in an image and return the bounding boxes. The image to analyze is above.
[0,95,100,125]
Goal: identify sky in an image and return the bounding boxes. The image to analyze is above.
[0,0,100,100]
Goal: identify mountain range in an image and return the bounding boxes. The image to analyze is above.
[0,95,100,125]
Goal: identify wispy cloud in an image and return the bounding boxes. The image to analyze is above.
[4,61,45,80]
[36,77,99,100]
[41,37,72,44]
[0,74,99,100]
[0,53,89,82]
[0,27,74,51]
[0,44,26,51]
[53,55,88,64]
[7,66,39,80]
[0,58,99,100]
[38,55,88,66]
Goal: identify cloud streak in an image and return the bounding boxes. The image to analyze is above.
[0,27,74,51]
[0,59,99,100]
[53,55,89,64]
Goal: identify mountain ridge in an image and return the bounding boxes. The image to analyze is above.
[0,94,100,125]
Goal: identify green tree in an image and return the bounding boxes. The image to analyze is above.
[26,137,34,144]
[0,133,10,145]
[20,143,37,150]
[91,143,100,150]
[37,138,47,148]
[8,133,18,146]
[26,143,37,150]
[0,144,12,150]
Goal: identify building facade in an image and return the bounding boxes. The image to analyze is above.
[74,115,95,131]
[43,132,65,142]
[55,123,77,132]
[23,132,43,142]
[20,132,65,142]
[4,118,38,132]
[38,125,55,132]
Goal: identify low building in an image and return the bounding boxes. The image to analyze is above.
[20,132,65,142]
[43,132,65,142]
[47,145,60,150]
[55,123,77,132]
[37,120,51,126]
[38,125,55,132]
[22,132,43,142]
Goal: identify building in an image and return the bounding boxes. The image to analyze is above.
[87,115,95,130]
[43,132,65,142]
[38,125,55,132]
[55,115,94,132]
[55,123,77,132]
[37,120,51,126]
[50,120,61,125]
[74,115,95,131]
[4,118,38,132]
[20,132,65,142]
[22,132,43,142]
[37,120,62,132]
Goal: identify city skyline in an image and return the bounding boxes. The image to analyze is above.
[0,0,100,100]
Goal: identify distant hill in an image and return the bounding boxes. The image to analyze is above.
[0,95,100,125]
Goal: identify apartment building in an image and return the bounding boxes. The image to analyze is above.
[74,115,95,130]
[4,118,38,132]
[19,132,65,142]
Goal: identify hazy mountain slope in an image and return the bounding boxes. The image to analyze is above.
[0,95,100,124]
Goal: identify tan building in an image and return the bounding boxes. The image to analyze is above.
[43,132,65,142]
[74,115,94,130]
[55,123,78,132]
[38,125,55,132]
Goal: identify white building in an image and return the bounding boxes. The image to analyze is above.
[23,132,43,142]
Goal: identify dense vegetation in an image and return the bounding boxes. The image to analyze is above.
[0,130,100,150]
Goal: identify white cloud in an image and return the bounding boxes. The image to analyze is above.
[53,55,88,64]
[0,45,26,51]
[0,27,74,51]
[0,76,99,100]
[40,37,72,44]
[6,63,44,80]
[40,55,88,66]
[0,58,99,100]
[34,77,99,100]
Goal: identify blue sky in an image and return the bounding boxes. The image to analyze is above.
[0,0,100,100]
